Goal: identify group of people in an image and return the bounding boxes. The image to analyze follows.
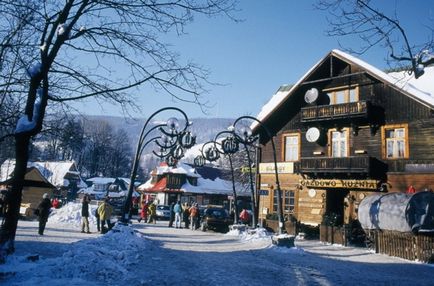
[137,200,157,224]
[168,201,201,230]
[34,193,115,236]
[79,194,114,234]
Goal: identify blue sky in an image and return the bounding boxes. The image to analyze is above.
[74,0,434,119]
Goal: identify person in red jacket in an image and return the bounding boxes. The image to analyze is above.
[239,208,251,225]
[138,200,148,223]
[51,197,60,209]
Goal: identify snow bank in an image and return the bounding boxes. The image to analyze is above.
[226,227,272,242]
[49,202,98,227]
[3,224,150,285]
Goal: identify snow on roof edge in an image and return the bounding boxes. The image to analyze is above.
[252,51,331,131]
[252,49,434,131]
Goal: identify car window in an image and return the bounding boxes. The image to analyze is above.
[205,208,228,218]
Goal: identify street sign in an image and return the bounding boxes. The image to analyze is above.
[258,190,269,196]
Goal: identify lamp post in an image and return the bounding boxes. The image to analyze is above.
[230,120,258,228]
[122,107,194,222]
[232,116,285,234]
[194,138,239,223]
[214,131,240,224]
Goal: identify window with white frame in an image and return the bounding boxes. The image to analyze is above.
[273,190,295,213]
[385,127,407,158]
[331,130,348,157]
[284,134,299,161]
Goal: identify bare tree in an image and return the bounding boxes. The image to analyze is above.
[0,0,237,261]
[317,0,434,78]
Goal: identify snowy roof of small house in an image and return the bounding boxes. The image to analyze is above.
[86,177,116,185]
[137,163,233,195]
[252,49,434,131]
[0,159,86,188]
[153,162,200,178]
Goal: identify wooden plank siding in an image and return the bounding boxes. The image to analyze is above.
[254,51,434,263]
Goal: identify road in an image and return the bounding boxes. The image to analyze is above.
[131,221,434,286]
[12,219,434,286]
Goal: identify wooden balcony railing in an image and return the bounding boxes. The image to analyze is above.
[297,156,371,174]
[301,101,369,123]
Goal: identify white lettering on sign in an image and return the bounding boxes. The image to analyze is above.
[259,162,294,174]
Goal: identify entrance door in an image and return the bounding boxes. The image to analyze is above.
[325,189,348,225]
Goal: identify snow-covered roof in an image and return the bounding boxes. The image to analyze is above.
[252,49,434,131]
[153,162,200,178]
[181,177,232,195]
[1,159,86,188]
[137,163,233,195]
[86,177,116,185]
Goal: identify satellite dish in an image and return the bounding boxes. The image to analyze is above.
[304,88,319,104]
[306,127,320,143]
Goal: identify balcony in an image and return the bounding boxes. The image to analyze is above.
[297,156,372,174]
[301,101,369,123]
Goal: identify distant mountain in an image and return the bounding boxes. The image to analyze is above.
[84,115,235,147]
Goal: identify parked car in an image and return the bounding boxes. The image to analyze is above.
[200,206,233,232]
[156,205,171,220]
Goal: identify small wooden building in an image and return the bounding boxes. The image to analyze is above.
[0,167,55,217]
[252,49,434,234]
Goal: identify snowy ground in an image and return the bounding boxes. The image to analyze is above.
[1,202,433,285]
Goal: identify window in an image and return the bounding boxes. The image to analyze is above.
[273,190,295,213]
[283,134,300,161]
[382,124,408,159]
[330,129,348,157]
[325,86,359,105]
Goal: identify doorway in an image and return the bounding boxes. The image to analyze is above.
[325,189,349,226]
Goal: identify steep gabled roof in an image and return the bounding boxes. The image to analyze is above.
[1,167,55,189]
[1,159,86,188]
[252,49,434,132]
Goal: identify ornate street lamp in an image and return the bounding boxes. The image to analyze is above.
[214,131,241,224]
[230,122,259,228]
[122,107,194,222]
[232,116,285,234]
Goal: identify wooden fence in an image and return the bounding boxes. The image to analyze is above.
[320,225,346,245]
[367,230,434,263]
[320,226,434,263]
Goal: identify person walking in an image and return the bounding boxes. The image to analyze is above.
[182,202,190,229]
[95,200,101,232]
[36,193,52,235]
[138,200,148,223]
[173,201,182,228]
[81,195,91,233]
[148,202,157,224]
[97,197,113,234]
[168,202,175,227]
[189,203,199,230]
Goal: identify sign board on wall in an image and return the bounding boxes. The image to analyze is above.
[300,179,380,190]
[259,162,294,174]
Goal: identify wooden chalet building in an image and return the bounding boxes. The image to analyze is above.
[252,49,434,233]
[137,162,233,207]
